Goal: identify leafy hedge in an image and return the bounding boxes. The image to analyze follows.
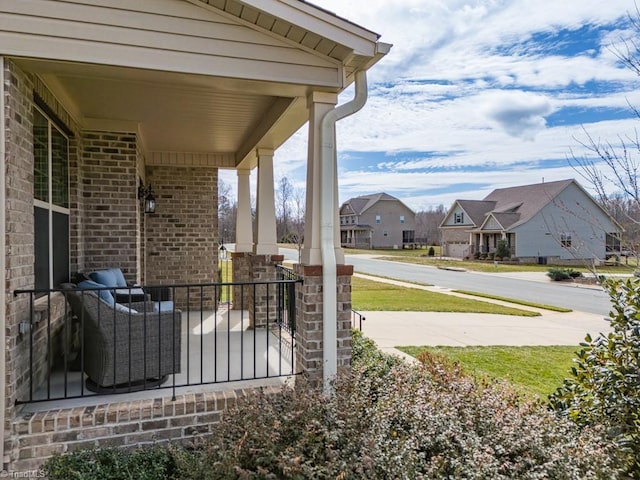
[547,267,583,281]
[550,278,640,477]
[43,330,620,479]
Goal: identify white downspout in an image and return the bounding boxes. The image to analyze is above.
[0,56,7,465]
[320,70,368,394]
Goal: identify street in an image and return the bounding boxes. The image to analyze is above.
[276,247,613,316]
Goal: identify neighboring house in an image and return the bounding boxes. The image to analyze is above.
[440,179,623,264]
[340,193,416,249]
[0,0,388,470]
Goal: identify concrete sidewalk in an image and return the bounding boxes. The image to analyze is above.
[353,273,612,357]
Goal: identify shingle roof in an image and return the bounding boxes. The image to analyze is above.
[483,179,574,229]
[457,200,497,225]
[341,193,412,215]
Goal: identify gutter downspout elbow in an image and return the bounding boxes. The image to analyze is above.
[319,70,368,394]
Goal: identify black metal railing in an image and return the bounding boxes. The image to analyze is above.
[13,275,302,404]
[351,309,366,331]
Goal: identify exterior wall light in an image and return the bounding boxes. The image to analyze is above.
[138,181,156,214]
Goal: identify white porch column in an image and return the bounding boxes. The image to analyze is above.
[235,168,253,252]
[254,148,278,255]
[302,91,338,265]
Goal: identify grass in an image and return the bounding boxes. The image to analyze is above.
[344,247,638,275]
[352,276,539,316]
[453,290,572,312]
[397,345,579,398]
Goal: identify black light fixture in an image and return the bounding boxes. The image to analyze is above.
[138,180,156,214]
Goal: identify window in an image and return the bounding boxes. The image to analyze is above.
[454,212,464,224]
[400,215,405,224]
[560,233,572,248]
[375,215,381,224]
[383,231,388,237]
[34,106,70,291]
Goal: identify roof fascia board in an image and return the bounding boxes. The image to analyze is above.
[237,0,381,56]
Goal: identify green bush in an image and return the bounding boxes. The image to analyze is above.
[44,331,619,479]
[547,267,582,281]
[173,336,618,479]
[495,239,510,259]
[43,445,175,480]
[427,246,435,256]
[549,278,640,477]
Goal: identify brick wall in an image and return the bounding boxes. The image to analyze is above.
[11,386,281,471]
[4,60,36,463]
[144,166,218,309]
[293,264,353,387]
[247,254,284,328]
[3,61,84,467]
[231,252,251,310]
[79,131,140,283]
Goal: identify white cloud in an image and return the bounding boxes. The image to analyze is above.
[480,90,554,139]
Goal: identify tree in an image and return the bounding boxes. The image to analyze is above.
[217,178,236,244]
[276,176,294,242]
[569,8,640,258]
[415,205,446,246]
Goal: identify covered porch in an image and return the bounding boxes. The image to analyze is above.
[1,0,389,470]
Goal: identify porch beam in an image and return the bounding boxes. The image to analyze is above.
[235,97,301,169]
[254,148,278,255]
[235,168,253,252]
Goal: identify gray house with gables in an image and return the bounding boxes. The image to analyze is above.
[440,179,623,264]
[340,193,416,249]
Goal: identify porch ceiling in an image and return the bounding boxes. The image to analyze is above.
[15,57,312,167]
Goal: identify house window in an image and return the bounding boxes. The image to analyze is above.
[376,215,381,224]
[454,212,464,224]
[400,215,405,224]
[34,107,70,291]
[560,233,572,248]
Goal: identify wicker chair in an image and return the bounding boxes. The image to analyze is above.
[63,289,182,393]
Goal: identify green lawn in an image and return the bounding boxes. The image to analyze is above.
[352,276,539,316]
[397,345,579,398]
[343,247,637,275]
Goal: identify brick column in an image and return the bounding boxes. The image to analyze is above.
[247,254,284,328]
[144,166,217,310]
[293,264,353,387]
[231,252,250,311]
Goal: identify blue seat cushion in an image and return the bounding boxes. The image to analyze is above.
[90,268,128,288]
[154,301,174,313]
[77,279,115,305]
[109,268,128,287]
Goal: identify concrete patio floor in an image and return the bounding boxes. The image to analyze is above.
[22,307,295,411]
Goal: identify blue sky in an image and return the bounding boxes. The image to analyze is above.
[222,0,640,211]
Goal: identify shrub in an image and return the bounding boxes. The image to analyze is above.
[495,239,510,259]
[43,445,175,480]
[427,246,435,256]
[173,336,618,479]
[548,267,583,281]
[549,278,640,477]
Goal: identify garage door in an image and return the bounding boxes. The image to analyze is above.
[447,243,469,258]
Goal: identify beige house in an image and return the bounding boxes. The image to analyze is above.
[340,193,416,249]
[0,0,389,469]
[440,179,622,264]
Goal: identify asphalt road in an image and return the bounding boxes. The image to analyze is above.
[277,247,613,316]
